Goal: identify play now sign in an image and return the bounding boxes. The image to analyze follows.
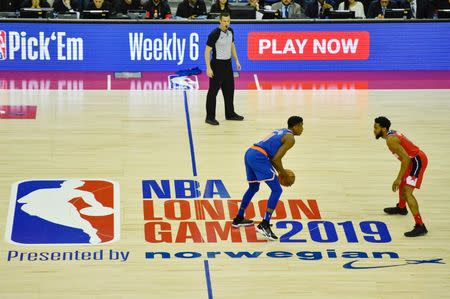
[247,31,370,60]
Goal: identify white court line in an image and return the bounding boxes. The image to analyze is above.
[107,75,111,90]
[253,73,262,90]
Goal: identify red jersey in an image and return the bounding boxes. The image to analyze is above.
[387,130,420,159]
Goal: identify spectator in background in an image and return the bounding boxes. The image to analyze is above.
[367,0,397,18]
[21,0,51,8]
[86,0,113,10]
[210,0,230,14]
[176,0,207,19]
[305,0,335,18]
[435,0,450,9]
[247,0,264,10]
[432,0,450,18]
[143,0,172,19]
[272,0,305,18]
[0,0,21,11]
[338,0,366,18]
[114,0,142,14]
[360,0,372,15]
[53,0,81,12]
[400,0,434,18]
[81,0,89,9]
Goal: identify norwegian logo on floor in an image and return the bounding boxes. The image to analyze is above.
[6,179,120,245]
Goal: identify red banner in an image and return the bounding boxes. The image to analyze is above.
[248,31,370,60]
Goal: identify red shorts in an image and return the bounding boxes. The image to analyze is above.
[402,151,428,189]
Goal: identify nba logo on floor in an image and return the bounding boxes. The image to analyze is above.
[168,75,199,90]
[5,179,120,245]
[0,31,6,61]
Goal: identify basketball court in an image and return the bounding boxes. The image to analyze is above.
[0,71,449,298]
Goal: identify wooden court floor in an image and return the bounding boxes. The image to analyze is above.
[0,88,449,299]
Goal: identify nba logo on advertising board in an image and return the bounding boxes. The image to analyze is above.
[0,31,6,60]
[5,179,120,245]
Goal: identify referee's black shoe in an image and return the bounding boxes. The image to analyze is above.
[384,204,408,215]
[226,113,244,121]
[404,224,428,237]
[205,118,219,125]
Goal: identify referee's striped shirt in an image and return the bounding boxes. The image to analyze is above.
[207,27,234,61]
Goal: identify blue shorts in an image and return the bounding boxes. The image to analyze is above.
[245,148,276,183]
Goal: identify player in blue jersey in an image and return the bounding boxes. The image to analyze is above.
[232,116,304,240]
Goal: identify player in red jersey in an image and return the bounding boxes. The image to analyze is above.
[374,116,428,237]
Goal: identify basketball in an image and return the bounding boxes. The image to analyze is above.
[278,169,295,187]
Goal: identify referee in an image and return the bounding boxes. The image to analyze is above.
[204,12,244,126]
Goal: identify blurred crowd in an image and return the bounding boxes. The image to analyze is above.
[0,0,449,19]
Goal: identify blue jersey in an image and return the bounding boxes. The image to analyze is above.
[254,128,293,158]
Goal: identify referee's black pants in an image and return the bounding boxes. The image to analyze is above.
[206,59,235,120]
